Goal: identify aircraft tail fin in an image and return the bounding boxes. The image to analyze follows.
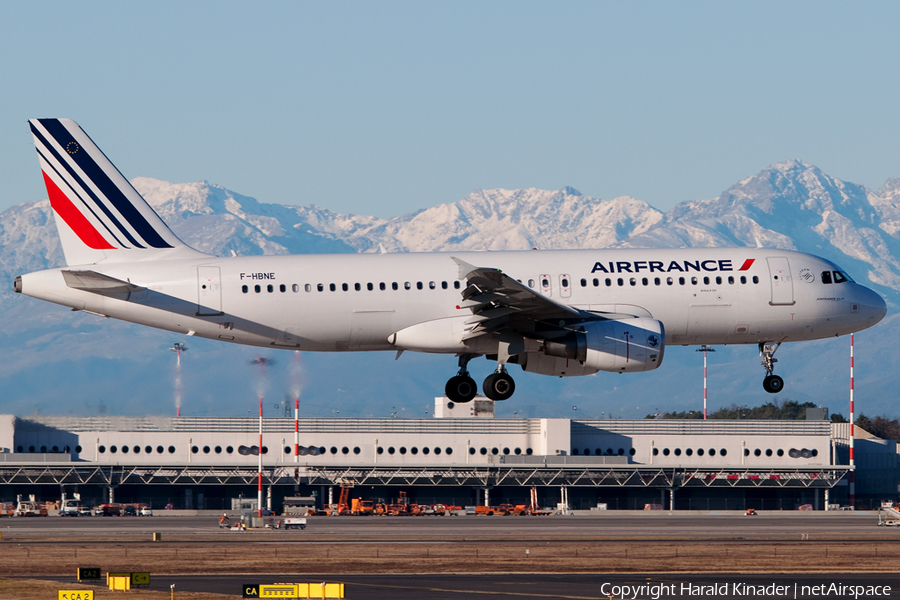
[29,118,203,266]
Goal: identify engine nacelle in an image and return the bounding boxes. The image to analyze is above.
[519,317,665,377]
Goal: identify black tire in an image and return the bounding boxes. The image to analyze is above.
[446,375,477,402]
[483,372,515,401]
[763,375,784,394]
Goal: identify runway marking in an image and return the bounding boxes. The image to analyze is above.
[347,581,605,599]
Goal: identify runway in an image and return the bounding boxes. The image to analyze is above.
[0,512,892,542]
[5,513,899,599]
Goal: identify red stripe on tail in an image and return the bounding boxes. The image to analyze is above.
[42,171,115,250]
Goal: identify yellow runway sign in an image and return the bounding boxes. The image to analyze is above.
[58,592,94,600]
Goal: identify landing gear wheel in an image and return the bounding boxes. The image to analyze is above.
[483,372,515,401]
[763,375,784,394]
[446,375,477,403]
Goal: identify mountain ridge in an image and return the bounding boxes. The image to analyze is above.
[0,160,896,419]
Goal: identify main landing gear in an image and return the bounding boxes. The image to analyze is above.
[445,354,478,403]
[445,354,516,403]
[759,342,784,394]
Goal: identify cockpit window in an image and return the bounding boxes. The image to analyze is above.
[822,270,852,285]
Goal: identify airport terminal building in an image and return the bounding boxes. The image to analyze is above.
[1,398,897,512]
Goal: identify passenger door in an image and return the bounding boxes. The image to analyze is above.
[766,257,794,305]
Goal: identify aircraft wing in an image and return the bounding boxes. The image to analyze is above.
[61,270,146,296]
[452,257,581,341]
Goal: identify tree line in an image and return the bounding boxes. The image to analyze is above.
[647,400,900,442]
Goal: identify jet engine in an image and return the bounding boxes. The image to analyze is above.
[518,317,665,377]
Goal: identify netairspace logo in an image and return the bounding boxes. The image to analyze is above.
[599,581,892,600]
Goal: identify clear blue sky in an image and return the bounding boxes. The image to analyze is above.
[1,1,898,219]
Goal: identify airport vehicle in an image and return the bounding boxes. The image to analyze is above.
[14,495,47,517]
[59,493,84,517]
[351,498,375,515]
[283,517,307,530]
[94,504,121,517]
[59,499,82,516]
[877,502,900,526]
[123,505,137,516]
[140,506,153,516]
[15,119,887,402]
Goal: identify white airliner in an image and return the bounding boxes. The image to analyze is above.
[14,119,887,402]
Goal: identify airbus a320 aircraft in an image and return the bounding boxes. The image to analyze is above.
[15,119,887,402]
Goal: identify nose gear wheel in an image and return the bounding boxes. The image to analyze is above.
[759,342,783,394]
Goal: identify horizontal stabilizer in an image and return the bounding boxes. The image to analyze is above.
[62,270,146,295]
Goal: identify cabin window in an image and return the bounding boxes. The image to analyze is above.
[380,282,386,291]
[752,276,759,284]
[642,277,649,286]
[329,283,336,292]
[454,281,461,289]
[417,281,424,290]
[715,276,722,285]
[254,285,261,293]
[703,277,709,285]
[593,278,600,287]
[691,277,698,285]
[580,278,587,287]
[654,277,660,286]
[280,284,286,292]
[441,281,448,289]
[242,285,248,293]
[354,283,361,291]
[727,276,734,285]
[404,282,411,290]
[392,282,399,290]
[630,278,637,286]
[667,277,673,285]
[740,276,746,285]
[342,283,349,292]
[429,281,436,290]
[528,279,535,288]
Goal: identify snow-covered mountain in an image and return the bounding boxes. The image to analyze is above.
[1,161,897,420]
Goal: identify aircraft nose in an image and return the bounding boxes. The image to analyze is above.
[858,285,887,326]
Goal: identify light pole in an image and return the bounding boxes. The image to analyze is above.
[169,342,187,417]
[696,345,715,419]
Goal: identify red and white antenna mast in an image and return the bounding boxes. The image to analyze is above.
[849,334,855,509]
[169,343,187,417]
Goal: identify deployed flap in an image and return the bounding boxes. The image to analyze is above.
[62,270,146,295]
[452,257,581,339]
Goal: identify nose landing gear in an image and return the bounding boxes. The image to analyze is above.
[760,342,784,394]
